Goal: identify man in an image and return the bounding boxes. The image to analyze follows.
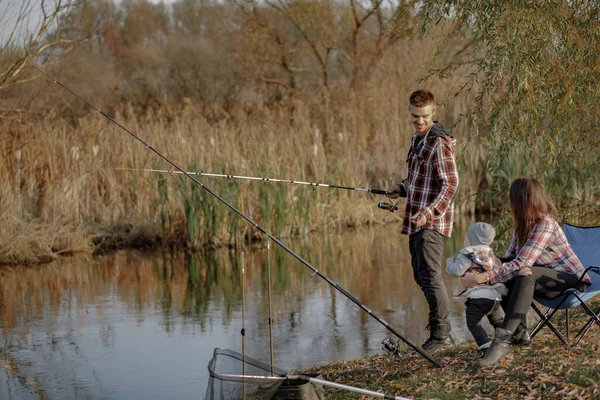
[387,90,459,351]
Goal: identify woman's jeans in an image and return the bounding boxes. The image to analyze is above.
[501,267,581,332]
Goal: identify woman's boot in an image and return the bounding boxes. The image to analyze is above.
[477,328,513,368]
[509,322,531,346]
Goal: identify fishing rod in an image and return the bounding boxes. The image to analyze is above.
[117,167,401,212]
[116,167,391,196]
[31,63,441,368]
[218,373,414,400]
[115,167,406,212]
[208,348,413,400]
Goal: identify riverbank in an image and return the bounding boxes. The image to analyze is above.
[301,301,600,399]
[0,207,405,267]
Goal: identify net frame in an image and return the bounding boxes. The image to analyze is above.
[206,348,288,400]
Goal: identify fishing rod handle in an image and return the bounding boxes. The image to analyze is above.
[370,189,390,195]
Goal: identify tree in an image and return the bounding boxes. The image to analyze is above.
[0,0,87,91]
[421,0,600,216]
[232,0,419,98]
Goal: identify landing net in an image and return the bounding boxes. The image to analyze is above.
[205,348,288,400]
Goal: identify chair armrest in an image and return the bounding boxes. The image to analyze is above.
[575,266,600,289]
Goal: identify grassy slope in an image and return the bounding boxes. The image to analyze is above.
[301,301,600,399]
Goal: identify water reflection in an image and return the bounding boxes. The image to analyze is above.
[0,224,473,400]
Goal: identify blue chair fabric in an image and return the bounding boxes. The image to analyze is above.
[529,224,600,347]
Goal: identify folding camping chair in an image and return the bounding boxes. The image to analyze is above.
[529,224,600,347]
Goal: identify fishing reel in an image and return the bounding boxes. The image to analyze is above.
[381,337,401,356]
[377,202,399,212]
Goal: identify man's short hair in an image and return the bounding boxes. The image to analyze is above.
[409,90,435,107]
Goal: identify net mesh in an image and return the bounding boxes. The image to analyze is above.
[205,348,288,400]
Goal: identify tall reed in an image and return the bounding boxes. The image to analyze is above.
[2,78,597,265]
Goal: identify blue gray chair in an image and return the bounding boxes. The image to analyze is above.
[529,224,600,347]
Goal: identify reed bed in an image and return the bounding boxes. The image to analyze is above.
[1,80,475,265]
[2,78,598,265]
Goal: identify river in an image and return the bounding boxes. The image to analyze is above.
[0,224,478,399]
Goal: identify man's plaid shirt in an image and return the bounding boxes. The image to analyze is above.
[400,122,459,237]
[485,216,591,287]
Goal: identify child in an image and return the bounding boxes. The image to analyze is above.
[446,222,507,351]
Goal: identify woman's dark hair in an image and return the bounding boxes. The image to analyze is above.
[509,177,557,247]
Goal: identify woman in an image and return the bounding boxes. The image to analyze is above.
[461,177,591,367]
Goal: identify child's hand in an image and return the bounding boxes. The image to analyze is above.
[461,271,488,288]
[518,266,532,276]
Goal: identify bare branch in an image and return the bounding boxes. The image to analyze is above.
[264,0,331,89]
[0,0,85,91]
[348,0,384,88]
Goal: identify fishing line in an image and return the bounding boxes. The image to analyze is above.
[31,63,442,368]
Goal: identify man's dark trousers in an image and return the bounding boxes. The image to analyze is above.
[409,228,450,340]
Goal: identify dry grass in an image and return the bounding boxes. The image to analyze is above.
[1,64,481,265]
[301,300,600,399]
[5,91,597,266]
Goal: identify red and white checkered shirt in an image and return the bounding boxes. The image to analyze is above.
[400,123,459,237]
[485,216,591,286]
[466,247,497,272]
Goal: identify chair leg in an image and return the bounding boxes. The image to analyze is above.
[573,305,600,346]
[565,308,569,339]
[530,304,551,337]
[530,304,570,347]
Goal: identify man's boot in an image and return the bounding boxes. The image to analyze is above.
[477,328,513,368]
[421,321,454,352]
[421,335,453,352]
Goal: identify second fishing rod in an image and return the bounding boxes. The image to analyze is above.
[117,167,401,212]
[31,64,439,367]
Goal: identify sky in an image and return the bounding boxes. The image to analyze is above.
[0,0,72,47]
[0,0,176,47]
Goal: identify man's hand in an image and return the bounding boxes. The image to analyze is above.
[386,184,402,199]
[386,182,408,199]
[411,211,427,227]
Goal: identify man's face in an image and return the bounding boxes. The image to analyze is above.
[409,104,437,134]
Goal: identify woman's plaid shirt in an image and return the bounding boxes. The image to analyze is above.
[400,123,459,237]
[485,216,591,286]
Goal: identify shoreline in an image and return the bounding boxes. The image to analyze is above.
[297,306,600,399]
[0,216,405,268]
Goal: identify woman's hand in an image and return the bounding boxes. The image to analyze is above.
[461,271,488,288]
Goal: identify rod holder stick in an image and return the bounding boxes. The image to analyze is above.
[241,252,246,400]
[266,232,275,376]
